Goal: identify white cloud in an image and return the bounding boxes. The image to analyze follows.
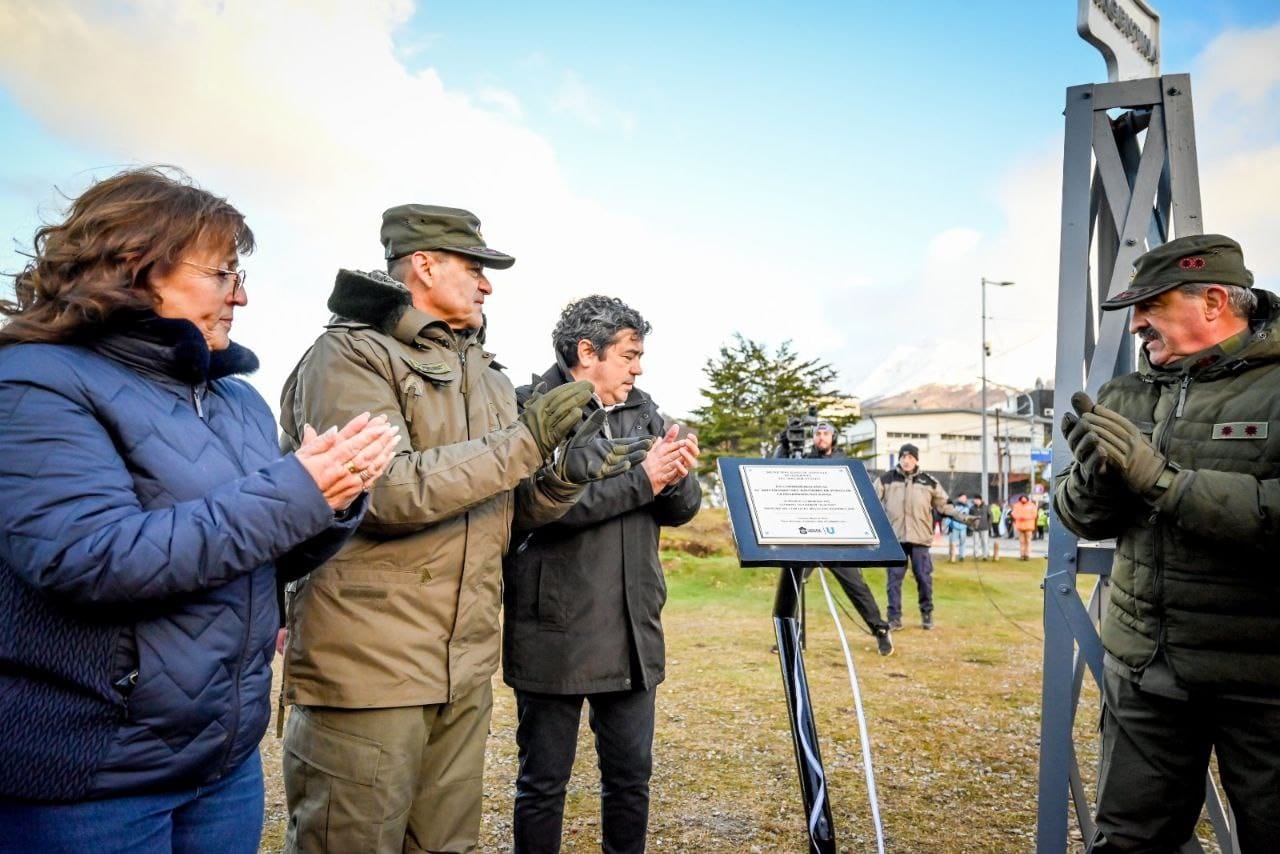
[1192,24,1280,279]
[550,70,636,133]
[847,22,1280,402]
[476,86,524,120]
[0,0,792,416]
[1,3,1275,421]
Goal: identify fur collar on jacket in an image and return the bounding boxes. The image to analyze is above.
[327,268,490,347]
[327,269,413,335]
[92,310,258,385]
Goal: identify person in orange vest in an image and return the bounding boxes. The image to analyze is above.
[1010,494,1038,560]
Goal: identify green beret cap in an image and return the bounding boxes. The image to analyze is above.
[1101,233,1253,310]
[380,204,515,269]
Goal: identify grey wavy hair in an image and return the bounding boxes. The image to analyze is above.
[1176,282,1257,319]
[553,295,652,368]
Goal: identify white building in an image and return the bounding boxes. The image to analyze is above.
[844,383,1052,502]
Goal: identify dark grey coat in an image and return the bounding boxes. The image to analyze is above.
[502,364,701,694]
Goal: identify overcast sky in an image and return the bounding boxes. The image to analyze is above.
[2,1,1277,418]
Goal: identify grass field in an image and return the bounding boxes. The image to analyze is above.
[260,509,1110,852]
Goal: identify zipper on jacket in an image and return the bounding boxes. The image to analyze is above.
[114,670,138,721]
[1149,374,1190,658]
[1173,375,1191,418]
[192,384,206,420]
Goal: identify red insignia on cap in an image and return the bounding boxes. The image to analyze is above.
[1179,256,1206,269]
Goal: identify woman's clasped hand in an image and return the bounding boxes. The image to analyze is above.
[295,412,401,510]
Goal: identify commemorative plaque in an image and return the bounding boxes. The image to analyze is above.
[718,456,905,568]
[739,464,877,546]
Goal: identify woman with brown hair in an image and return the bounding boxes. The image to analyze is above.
[0,167,398,852]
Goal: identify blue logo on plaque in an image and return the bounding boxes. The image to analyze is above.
[824,526,836,534]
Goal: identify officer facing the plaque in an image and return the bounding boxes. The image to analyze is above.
[874,443,972,630]
[1056,234,1280,851]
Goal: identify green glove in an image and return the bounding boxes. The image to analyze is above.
[1062,394,1111,483]
[519,381,594,460]
[1080,401,1170,497]
[553,408,655,484]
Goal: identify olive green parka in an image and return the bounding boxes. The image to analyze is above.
[1055,289,1280,696]
[278,270,578,708]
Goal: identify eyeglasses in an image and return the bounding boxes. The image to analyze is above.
[182,261,247,298]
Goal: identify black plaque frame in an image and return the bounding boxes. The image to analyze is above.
[718,456,906,568]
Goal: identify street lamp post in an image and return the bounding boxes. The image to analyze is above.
[981,277,1015,506]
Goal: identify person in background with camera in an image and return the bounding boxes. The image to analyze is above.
[502,295,700,853]
[874,443,974,630]
[277,207,649,854]
[0,167,396,852]
[1056,234,1280,851]
[795,421,896,655]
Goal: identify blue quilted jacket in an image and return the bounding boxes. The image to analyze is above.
[0,312,361,801]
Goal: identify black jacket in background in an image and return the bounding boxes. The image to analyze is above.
[501,363,701,694]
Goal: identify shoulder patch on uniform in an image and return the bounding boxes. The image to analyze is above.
[1212,422,1268,439]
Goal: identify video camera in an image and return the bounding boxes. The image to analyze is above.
[773,405,821,458]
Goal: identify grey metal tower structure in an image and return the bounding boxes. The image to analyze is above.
[1036,73,1240,852]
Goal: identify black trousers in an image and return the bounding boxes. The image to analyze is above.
[513,687,657,854]
[810,566,889,633]
[1091,668,1280,853]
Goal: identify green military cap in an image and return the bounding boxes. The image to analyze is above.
[1101,233,1253,310]
[380,204,516,269]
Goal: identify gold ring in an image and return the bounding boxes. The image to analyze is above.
[345,461,362,475]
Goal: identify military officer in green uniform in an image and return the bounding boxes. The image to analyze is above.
[278,206,649,853]
[1056,234,1280,851]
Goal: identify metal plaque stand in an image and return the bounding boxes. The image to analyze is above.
[718,457,906,853]
[774,564,836,854]
[1037,73,1238,853]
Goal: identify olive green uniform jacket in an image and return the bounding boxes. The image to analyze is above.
[1055,290,1280,697]
[278,270,578,709]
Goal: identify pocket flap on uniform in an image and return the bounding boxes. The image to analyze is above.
[285,711,381,785]
[400,355,455,385]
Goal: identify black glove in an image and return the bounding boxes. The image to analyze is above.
[553,409,654,484]
[519,381,594,460]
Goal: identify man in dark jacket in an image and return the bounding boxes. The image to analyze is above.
[1056,234,1280,851]
[803,422,893,655]
[503,295,702,853]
